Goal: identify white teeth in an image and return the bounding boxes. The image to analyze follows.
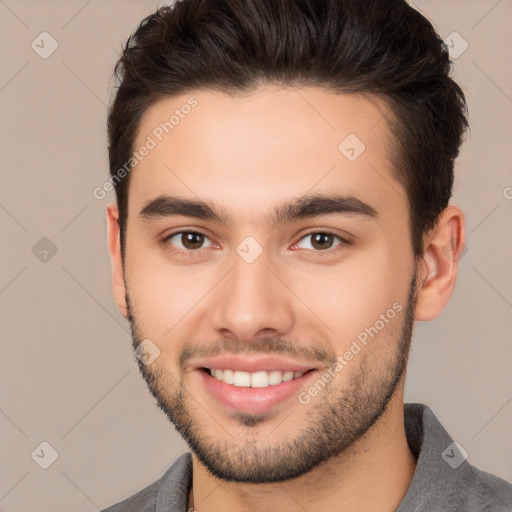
[282,371,294,382]
[233,371,251,387]
[223,369,234,384]
[208,368,305,387]
[268,370,283,385]
[251,371,269,388]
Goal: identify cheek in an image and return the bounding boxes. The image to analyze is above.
[289,245,412,350]
[125,249,216,336]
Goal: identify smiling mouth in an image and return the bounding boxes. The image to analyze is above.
[200,367,315,388]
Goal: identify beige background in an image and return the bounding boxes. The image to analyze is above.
[0,0,511,510]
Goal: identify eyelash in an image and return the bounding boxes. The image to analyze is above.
[161,229,351,256]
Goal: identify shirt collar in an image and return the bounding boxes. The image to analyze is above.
[153,403,468,511]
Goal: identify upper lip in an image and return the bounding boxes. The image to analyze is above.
[193,355,318,373]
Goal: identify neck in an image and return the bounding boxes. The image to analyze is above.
[188,388,416,512]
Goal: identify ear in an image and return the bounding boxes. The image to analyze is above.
[106,203,128,320]
[414,205,465,321]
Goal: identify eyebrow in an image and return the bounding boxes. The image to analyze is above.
[138,193,378,228]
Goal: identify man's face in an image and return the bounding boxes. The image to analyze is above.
[122,87,418,483]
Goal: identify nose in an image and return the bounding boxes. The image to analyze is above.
[210,250,295,345]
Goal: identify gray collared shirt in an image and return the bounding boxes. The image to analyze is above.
[101,403,512,511]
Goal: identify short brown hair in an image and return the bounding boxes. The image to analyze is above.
[108,0,469,260]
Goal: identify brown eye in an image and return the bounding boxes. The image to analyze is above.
[165,230,213,252]
[295,232,349,252]
[310,233,335,250]
[181,232,205,250]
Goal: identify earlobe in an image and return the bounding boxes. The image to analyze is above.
[414,205,465,321]
[106,203,128,320]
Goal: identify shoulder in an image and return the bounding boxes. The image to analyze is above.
[100,453,192,512]
[101,480,159,512]
[422,463,512,511]
[453,465,512,511]
[401,403,512,511]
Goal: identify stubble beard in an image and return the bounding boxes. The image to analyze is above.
[126,270,418,483]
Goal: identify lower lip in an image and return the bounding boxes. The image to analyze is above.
[197,369,318,415]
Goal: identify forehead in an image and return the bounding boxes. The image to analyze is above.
[129,86,407,224]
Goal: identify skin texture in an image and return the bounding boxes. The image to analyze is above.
[107,86,465,512]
